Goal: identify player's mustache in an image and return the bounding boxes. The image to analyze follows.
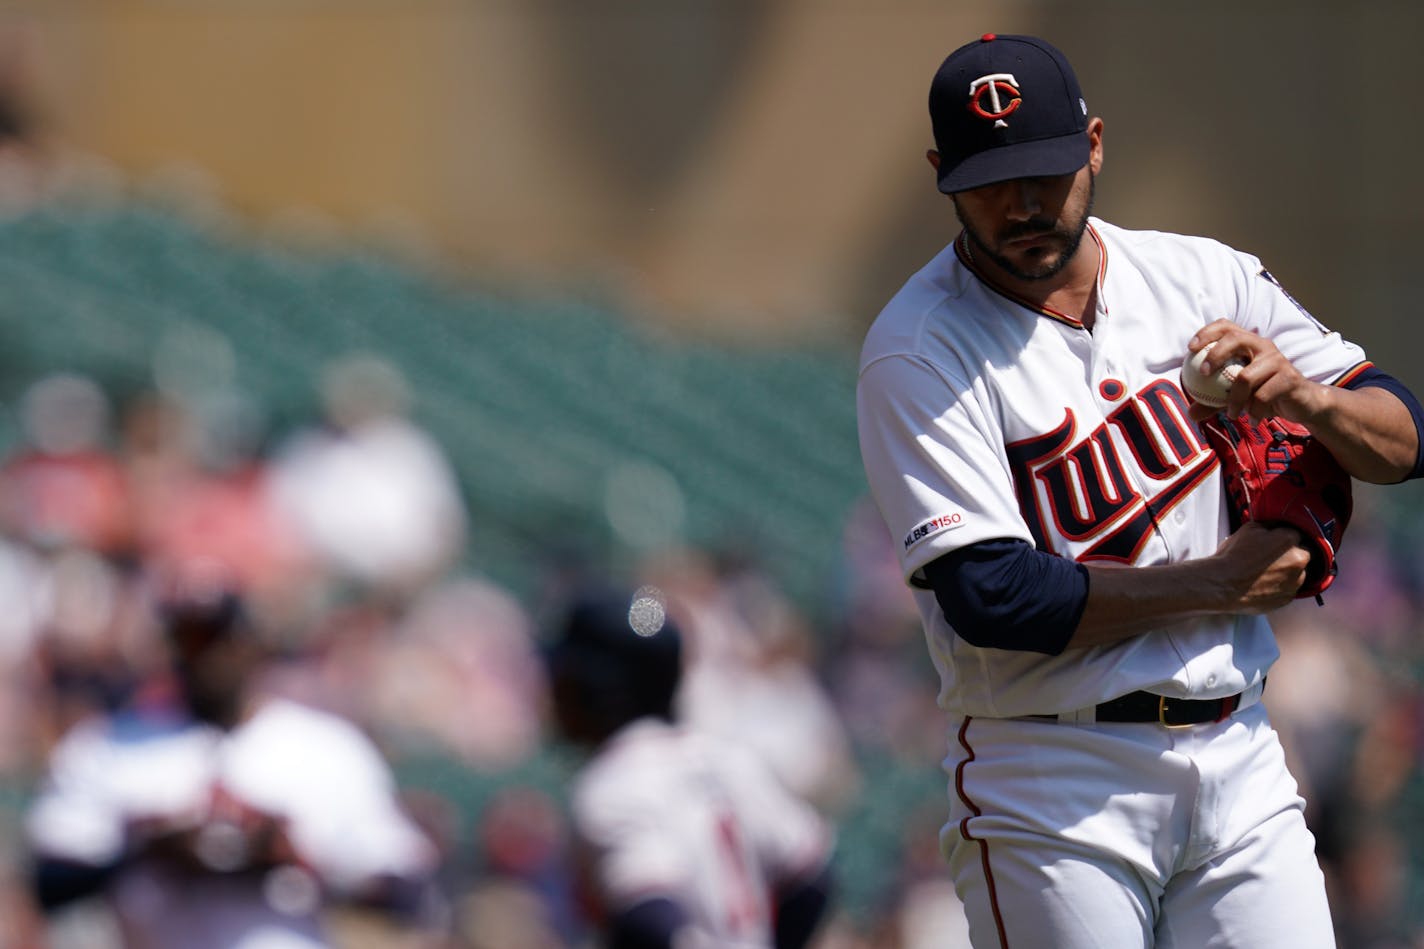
[999,219,1062,242]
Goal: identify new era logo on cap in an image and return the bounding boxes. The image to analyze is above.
[930,33,1091,193]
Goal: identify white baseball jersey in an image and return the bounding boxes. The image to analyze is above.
[26,697,437,949]
[857,218,1370,718]
[569,717,832,948]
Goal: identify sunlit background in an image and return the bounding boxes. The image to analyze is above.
[0,3,1422,947]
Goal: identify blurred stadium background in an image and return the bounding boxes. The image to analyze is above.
[0,3,1422,947]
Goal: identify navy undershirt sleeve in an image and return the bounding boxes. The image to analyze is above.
[1344,366,1424,481]
[32,856,120,912]
[606,897,689,949]
[921,538,1089,655]
[774,863,834,949]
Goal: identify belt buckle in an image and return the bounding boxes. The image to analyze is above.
[1157,695,1194,729]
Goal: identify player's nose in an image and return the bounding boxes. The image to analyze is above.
[1005,179,1043,219]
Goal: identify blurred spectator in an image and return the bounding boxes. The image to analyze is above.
[0,535,53,771]
[645,545,861,815]
[268,354,467,602]
[453,785,577,949]
[825,499,946,764]
[23,567,444,948]
[28,548,156,754]
[0,373,132,558]
[456,878,569,949]
[121,388,317,636]
[1268,605,1388,836]
[833,498,922,645]
[0,533,49,668]
[366,577,547,771]
[1328,817,1415,949]
[0,378,156,767]
[546,585,836,948]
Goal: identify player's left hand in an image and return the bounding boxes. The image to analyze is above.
[1185,320,1329,425]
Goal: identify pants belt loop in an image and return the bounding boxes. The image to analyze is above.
[1213,679,1266,722]
[1235,678,1266,713]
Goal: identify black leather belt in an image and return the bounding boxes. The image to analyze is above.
[1032,685,1259,727]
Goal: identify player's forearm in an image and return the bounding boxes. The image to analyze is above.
[1296,384,1418,484]
[1068,523,1310,649]
[1069,561,1237,648]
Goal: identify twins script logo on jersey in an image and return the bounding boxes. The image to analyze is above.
[1006,379,1217,562]
[967,73,1021,128]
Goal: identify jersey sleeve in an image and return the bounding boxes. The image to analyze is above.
[1236,260,1370,384]
[857,352,1032,582]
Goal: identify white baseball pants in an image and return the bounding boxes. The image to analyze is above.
[942,702,1335,948]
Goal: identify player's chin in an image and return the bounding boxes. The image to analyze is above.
[1011,248,1068,280]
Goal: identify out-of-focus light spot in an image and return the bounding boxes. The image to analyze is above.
[627,585,667,637]
[603,459,685,552]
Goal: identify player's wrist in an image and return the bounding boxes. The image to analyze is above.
[1281,379,1336,429]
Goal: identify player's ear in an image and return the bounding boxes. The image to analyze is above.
[1087,118,1104,175]
[927,149,942,174]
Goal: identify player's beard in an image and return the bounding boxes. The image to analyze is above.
[957,173,1095,282]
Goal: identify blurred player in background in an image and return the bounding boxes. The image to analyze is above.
[23,565,443,949]
[268,353,468,603]
[545,586,835,949]
[855,32,1424,949]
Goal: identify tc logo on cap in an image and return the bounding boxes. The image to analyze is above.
[967,73,1021,128]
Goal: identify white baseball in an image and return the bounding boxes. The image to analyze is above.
[1181,341,1246,407]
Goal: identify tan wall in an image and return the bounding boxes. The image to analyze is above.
[4,2,1423,381]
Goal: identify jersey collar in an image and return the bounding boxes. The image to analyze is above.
[953,223,1107,329]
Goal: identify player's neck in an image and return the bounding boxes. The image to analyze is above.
[967,230,1102,329]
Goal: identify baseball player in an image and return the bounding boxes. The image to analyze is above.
[855,33,1424,949]
[24,574,441,949]
[545,586,835,949]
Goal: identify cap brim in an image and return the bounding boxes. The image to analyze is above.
[937,132,1090,194]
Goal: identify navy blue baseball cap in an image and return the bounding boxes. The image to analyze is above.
[543,586,683,724]
[929,33,1090,194]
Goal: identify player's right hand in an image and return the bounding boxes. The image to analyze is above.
[1189,319,1324,425]
[1211,522,1310,612]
